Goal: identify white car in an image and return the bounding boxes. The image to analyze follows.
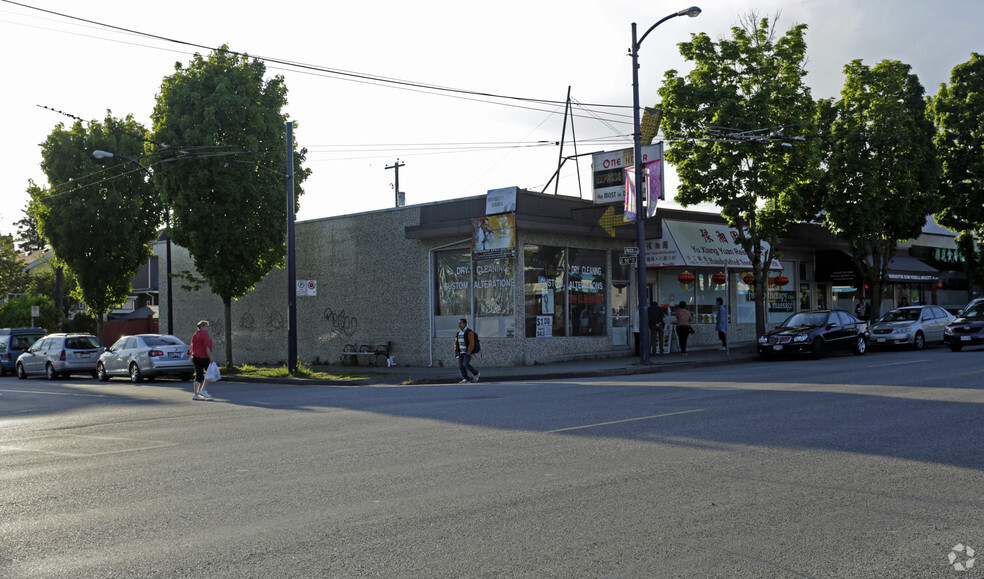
[97,334,195,383]
[869,305,955,350]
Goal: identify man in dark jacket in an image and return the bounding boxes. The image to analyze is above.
[648,302,666,355]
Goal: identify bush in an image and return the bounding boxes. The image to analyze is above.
[0,295,58,330]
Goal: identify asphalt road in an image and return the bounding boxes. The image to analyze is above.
[1,346,983,578]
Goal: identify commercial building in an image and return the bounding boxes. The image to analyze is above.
[159,188,969,367]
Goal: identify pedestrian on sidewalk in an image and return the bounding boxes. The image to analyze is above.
[716,297,728,350]
[454,318,480,383]
[190,320,214,400]
[631,307,641,356]
[676,301,692,355]
[649,301,666,355]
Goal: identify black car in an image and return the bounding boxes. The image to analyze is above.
[944,300,984,351]
[758,309,868,359]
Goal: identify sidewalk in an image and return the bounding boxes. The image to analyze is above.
[225,342,760,387]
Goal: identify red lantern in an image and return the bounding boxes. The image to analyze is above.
[743,272,756,285]
[711,272,727,287]
[677,270,695,289]
[774,273,789,288]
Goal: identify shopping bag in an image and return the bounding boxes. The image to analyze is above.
[205,361,221,382]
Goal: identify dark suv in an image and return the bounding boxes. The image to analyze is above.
[0,328,46,376]
[944,300,984,351]
[16,333,103,379]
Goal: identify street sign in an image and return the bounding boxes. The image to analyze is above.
[624,246,639,255]
[619,256,638,266]
[296,280,317,296]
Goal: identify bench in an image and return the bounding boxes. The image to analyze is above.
[341,341,393,366]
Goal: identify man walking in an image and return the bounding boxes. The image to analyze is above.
[454,318,480,383]
[715,297,728,351]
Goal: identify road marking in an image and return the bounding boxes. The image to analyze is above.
[959,369,984,375]
[866,359,930,368]
[546,408,705,433]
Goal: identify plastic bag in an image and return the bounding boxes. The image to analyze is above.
[205,361,221,382]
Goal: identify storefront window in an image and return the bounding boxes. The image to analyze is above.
[568,248,607,336]
[435,249,471,337]
[435,249,514,338]
[524,245,567,337]
[474,257,515,338]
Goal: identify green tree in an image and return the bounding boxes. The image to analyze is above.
[810,60,938,319]
[35,113,161,338]
[0,294,58,330]
[930,53,984,294]
[150,46,310,367]
[658,14,818,336]
[0,235,29,299]
[15,192,46,252]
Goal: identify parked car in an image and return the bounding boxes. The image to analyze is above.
[16,333,103,379]
[758,309,868,359]
[97,334,195,382]
[869,305,955,350]
[0,328,46,376]
[944,300,984,351]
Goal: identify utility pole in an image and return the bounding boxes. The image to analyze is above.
[385,159,405,207]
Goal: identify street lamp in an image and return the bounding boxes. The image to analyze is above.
[92,150,174,336]
[630,6,701,364]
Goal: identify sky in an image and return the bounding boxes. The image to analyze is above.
[1,0,982,243]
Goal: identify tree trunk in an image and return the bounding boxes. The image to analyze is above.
[754,260,767,338]
[223,295,233,369]
[54,266,64,331]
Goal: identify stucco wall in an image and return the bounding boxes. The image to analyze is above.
[158,206,644,368]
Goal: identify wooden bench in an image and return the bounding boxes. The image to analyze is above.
[341,341,393,366]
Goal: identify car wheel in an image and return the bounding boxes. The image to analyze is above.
[949,343,963,352]
[96,362,109,382]
[913,331,925,350]
[16,363,27,380]
[129,363,144,383]
[853,335,867,355]
[811,338,825,360]
[45,363,58,381]
[0,367,6,377]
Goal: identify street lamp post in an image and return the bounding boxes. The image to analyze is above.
[630,6,701,364]
[92,150,174,336]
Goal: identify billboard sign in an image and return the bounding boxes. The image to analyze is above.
[592,144,664,205]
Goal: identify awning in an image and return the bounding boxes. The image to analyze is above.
[887,255,939,282]
[815,251,938,283]
[645,219,782,270]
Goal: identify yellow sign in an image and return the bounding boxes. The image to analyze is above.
[598,205,622,237]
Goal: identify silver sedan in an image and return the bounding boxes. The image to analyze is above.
[97,334,195,382]
[869,305,955,350]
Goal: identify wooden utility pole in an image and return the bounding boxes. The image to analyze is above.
[385,159,405,207]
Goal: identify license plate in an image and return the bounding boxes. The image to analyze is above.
[169,352,182,359]
[79,353,90,359]
[773,345,783,351]
[961,335,971,341]
[877,338,886,343]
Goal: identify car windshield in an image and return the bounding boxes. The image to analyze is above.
[962,303,984,319]
[143,336,185,347]
[65,336,101,350]
[880,309,921,322]
[782,313,828,327]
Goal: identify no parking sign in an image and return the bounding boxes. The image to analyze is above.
[296,280,317,296]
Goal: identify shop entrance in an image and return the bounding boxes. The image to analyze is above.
[798,282,830,311]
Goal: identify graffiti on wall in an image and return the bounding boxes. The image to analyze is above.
[324,305,358,337]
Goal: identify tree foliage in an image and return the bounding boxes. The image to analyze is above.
[150,46,310,366]
[930,53,984,290]
[35,113,161,336]
[0,295,58,330]
[809,60,938,319]
[0,235,29,298]
[658,14,818,335]
[15,189,46,252]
